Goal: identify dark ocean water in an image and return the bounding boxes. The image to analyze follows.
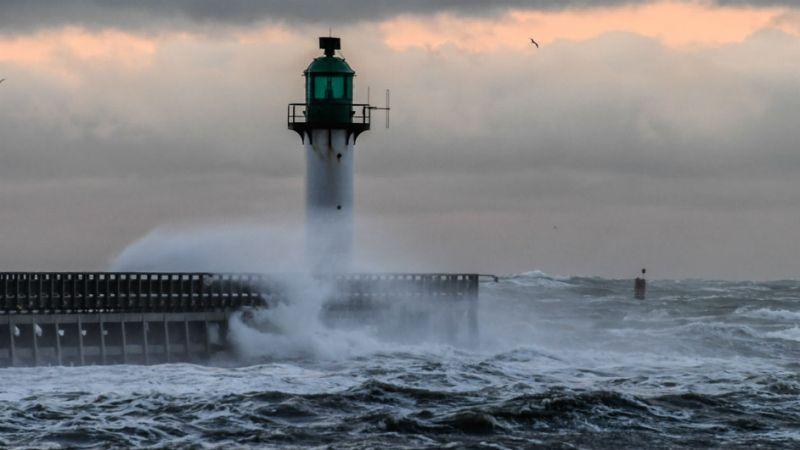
[2,272,799,449]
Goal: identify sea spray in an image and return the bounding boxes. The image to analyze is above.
[109,223,307,273]
[226,274,385,361]
[109,223,458,361]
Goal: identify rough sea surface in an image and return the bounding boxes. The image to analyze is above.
[2,272,799,449]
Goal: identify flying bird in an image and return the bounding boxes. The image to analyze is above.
[0,78,5,84]
[530,38,539,48]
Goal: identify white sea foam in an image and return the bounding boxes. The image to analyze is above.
[764,326,800,342]
[508,270,572,288]
[622,308,671,322]
[700,287,728,293]
[0,362,366,402]
[226,277,386,362]
[735,307,800,321]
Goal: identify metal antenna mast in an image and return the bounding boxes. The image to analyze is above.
[367,88,391,129]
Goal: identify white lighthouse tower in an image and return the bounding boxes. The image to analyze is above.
[288,37,382,272]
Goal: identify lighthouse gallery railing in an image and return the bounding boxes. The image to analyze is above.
[287,103,372,127]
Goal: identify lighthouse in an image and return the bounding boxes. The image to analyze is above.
[288,37,381,271]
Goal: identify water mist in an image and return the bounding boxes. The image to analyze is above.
[110,221,473,364]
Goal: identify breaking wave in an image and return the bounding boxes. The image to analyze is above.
[765,326,800,342]
[736,307,800,321]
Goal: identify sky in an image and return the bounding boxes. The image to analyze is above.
[0,0,799,279]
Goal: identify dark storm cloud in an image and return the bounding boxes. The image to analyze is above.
[0,0,794,33]
[0,0,604,32]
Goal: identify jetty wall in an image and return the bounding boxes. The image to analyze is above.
[0,273,479,367]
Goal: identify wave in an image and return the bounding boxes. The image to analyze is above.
[736,307,800,321]
[764,326,800,342]
[507,270,573,288]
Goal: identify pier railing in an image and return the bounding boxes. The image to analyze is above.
[0,273,265,314]
[0,272,479,314]
[326,273,478,308]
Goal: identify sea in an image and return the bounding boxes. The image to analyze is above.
[1,271,799,449]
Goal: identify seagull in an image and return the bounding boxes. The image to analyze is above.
[530,38,539,48]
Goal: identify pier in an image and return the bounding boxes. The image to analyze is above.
[0,272,479,367]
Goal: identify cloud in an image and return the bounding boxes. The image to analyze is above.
[0,1,609,33]
[1,9,800,278]
[0,0,796,33]
[381,2,797,51]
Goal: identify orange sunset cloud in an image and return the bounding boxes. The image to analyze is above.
[380,1,799,52]
[0,27,157,75]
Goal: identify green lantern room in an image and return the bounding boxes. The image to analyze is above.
[304,37,355,125]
